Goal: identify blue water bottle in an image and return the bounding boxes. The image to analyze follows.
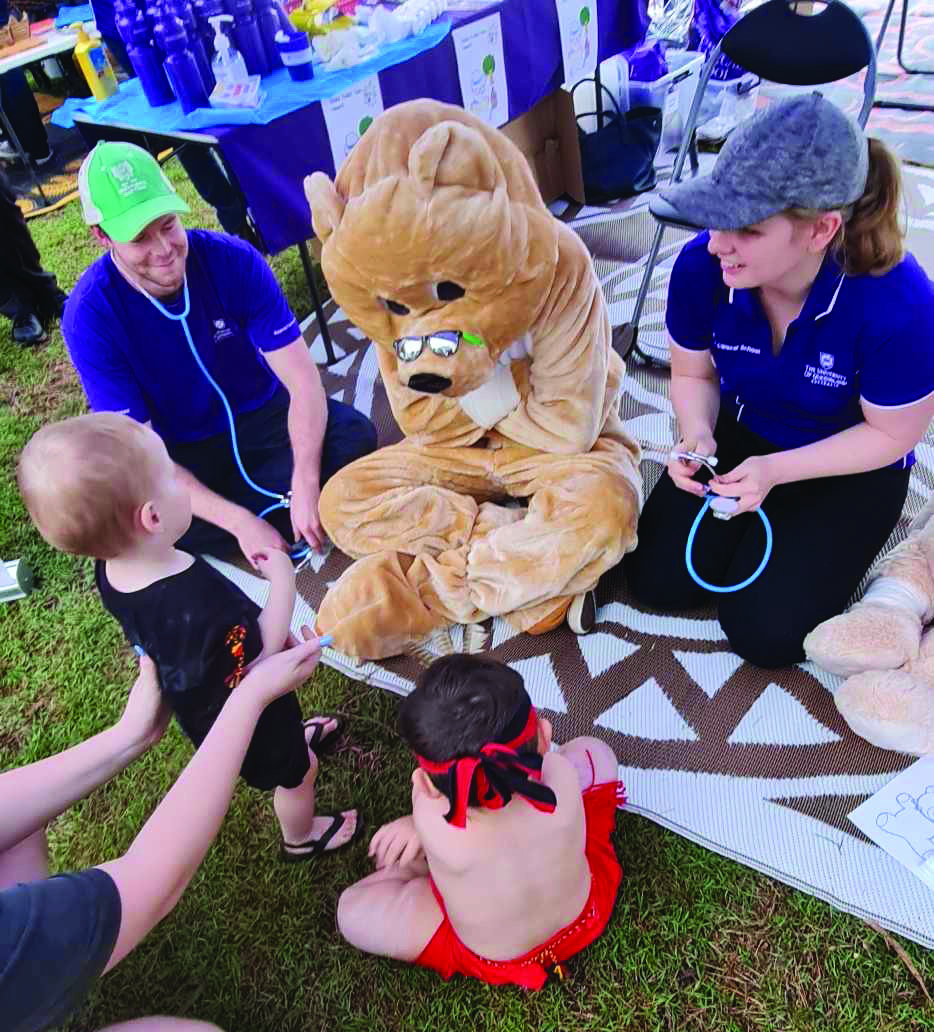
[127,8,175,105]
[275,29,313,81]
[157,7,209,112]
[227,0,268,76]
[169,0,214,92]
[256,0,283,71]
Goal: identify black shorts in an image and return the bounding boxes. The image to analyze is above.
[240,690,311,791]
[174,687,310,792]
[0,868,122,1032]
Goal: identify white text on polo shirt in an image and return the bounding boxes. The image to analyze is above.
[714,340,761,355]
[804,363,848,388]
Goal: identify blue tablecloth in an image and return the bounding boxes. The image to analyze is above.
[53,18,453,130]
[67,0,648,254]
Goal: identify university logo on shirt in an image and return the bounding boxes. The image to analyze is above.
[819,352,835,370]
[213,318,234,343]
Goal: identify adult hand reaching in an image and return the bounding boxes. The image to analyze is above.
[234,510,290,564]
[115,655,171,756]
[289,468,326,554]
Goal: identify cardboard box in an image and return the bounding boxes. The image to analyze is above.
[500,88,585,205]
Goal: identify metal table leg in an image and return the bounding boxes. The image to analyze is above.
[0,104,48,207]
[873,0,934,113]
[297,239,336,366]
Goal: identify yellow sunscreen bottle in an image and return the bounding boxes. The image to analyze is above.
[71,23,118,101]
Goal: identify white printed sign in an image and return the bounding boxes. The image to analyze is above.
[321,74,384,171]
[849,757,934,892]
[555,0,598,85]
[452,12,508,127]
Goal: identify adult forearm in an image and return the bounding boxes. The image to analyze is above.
[671,373,721,443]
[97,689,264,968]
[175,463,250,534]
[769,423,914,485]
[288,380,328,476]
[0,726,142,852]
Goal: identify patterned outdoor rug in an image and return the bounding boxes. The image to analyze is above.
[212,164,934,949]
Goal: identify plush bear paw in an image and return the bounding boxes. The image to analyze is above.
[804,603,922,677]
[835,658,934,755]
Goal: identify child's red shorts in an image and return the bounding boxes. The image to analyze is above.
[414,778,625,990]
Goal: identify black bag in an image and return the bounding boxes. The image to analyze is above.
[572,79,662,204]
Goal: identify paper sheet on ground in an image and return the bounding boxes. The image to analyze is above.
[849,757,934,891]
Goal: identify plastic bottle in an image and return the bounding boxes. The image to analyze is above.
[209,14,249,86]
[195,0,226,71]
[228,0,268,77]
[71,23,119,101]
[256,0,284,71]
[156,7,209,112]
[126,7,175,105]
[168,0,215,91]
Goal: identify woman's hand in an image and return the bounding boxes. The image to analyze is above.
[116,655,171,756]
[668,433,717,496]
[234,628,322,709]
[709,454,780,513]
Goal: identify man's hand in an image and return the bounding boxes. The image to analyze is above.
[235,627,323,709]
[368,815,423,869]
[234,511,289,564]
[709,454,780,513]
[668,433,717,496]
[250,548,296,582]
[290,468,326,554]
[115,656,171,756]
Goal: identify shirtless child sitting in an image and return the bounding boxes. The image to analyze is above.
[18,412,358,862]
[337,654,625,989]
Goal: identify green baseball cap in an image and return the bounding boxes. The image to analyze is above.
[78,141,190,242]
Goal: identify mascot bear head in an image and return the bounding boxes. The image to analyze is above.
[304,99,560,398]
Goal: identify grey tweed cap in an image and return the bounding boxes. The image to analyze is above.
[659,92,869,230]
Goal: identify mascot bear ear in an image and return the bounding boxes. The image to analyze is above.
[304,172,345,243]
[408,121,503,196]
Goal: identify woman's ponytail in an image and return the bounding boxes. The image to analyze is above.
[838,137,904,276]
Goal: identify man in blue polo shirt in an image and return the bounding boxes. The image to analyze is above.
[624,93,934,668]
[63,141,377,562]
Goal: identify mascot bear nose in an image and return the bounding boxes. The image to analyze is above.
[407,373,452,394]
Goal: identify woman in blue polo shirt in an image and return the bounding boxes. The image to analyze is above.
[624,93,934,668]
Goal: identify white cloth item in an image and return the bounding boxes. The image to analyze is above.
[863,577,930,620]
[457,360,520,429]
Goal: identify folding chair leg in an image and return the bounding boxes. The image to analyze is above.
[621,220,668,366]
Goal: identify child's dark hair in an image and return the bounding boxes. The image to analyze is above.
[399,654,536,786]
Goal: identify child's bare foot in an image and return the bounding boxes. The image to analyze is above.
[281,810,361,862]
[303,715,343,756]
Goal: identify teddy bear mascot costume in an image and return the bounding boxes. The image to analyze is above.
[303,99,643,660]
[805,498,934,755]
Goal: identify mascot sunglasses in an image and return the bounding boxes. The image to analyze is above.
[394,330,486,362]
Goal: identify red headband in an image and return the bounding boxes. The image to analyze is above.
[416,705,557,828]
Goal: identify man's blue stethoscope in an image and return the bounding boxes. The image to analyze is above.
[672,449,773,594]
[144,277,312,566]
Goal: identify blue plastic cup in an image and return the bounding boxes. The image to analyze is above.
[275,29,314,81]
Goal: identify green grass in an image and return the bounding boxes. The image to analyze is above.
[3,162,934,1032]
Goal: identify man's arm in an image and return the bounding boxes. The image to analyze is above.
[173,462,289,557]
[0,658,169,854]
[98,635,323,971]
[263,337,329,551]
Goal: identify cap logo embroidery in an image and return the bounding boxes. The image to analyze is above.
[108,160,148,198]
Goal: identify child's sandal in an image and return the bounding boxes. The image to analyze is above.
[280,810,363,863]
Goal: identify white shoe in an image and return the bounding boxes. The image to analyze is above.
[567,590,597,635]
